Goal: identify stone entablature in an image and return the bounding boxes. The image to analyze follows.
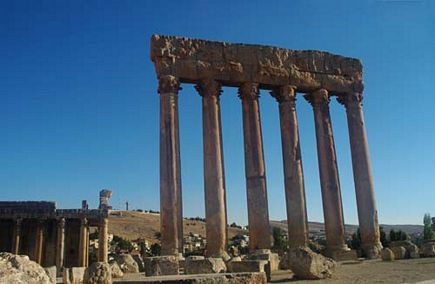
[150,35,363,93]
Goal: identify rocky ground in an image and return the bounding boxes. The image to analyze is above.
[113,258,435,284]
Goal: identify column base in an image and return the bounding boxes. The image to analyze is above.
[362,242,383,259]
[325,245,357,261]
[247,249,279,272]
[144,255,179,276]
[227,259,270,281]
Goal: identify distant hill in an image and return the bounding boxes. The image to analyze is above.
[108,210,423,242]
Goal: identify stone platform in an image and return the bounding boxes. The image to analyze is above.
[113,272,267,284]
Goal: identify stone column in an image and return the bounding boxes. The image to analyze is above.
[12,218,22,254]
[338,92,382,258]
[159,75,183,255]
[195,79,228,258]
[56,218,65,269]
[98,218,108,263]
[79,218,88,267]
[239,82,271,251]
[271,86,309,248]
[35,220,44,264]
[304,89,349,255]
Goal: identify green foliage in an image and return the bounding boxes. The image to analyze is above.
[111,235,133,251]
[150,243,161,256]
[272,227,288,253]
[350,228,361,250]
[423,213,435,240]
[389,229,409,242]
[380,226,389,247]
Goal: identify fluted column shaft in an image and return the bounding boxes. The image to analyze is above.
[338,93,382,258]
[98,218,108,262]
[159,75,183,255]
[35,220,44,264]
[272,86,309,248]
[239,82,271,251]
[79,218,88,267]
[12,218,22,254]
[196,79,228,258]
[56,218,65,269]
[305,89,348,254]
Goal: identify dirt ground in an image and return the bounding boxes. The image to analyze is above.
[114,258,435,284]
[272,258,435,284]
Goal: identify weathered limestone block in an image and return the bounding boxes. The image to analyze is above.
[227,260,270,281]
[278,253,290,270]
[0,253,51,284]
[381,248,395,261]
[422,240,435,257]
[109,261,123,278]
[44,266,56,284]
[185,257,227,274]
[390,240,419,259]
[288,246,336,280]
[150,35,364,94]
[144,256,179,276]
[63,267,86,284]
[247,250,279,271]
[328,249,358,261]
[391,246,407,260]
[84,262,112,284]
[115,254,139,273]
[132,254,146,272]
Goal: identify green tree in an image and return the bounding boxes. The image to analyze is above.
[424,213,435,240]
[350,228,361,250]
[272,227,288,253]
[390,229,409,242]
[150,243,161,256]
[380,226,389,247]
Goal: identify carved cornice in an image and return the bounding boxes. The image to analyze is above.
[238,82,260,101]
[270,85,297,104]
[304,89,330,108]
[158,75,181,94]
[337,92,363,110]
[195,79,222,98]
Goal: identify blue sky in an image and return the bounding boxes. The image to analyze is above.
[0,0,434,226]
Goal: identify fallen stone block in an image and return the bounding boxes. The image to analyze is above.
[185,257,226,274]
[84,262,112,284]
[44,266,56,284]
[391,246,406,260]
[227,260,270,281]
[247,250,279,272]
[381,248,395,261]
[288,246,336,280]
[144,255,179,276]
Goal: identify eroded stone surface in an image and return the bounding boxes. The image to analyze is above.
[109,261,124,278]
[144,256,179,276]
[390,240,419,259]
[227,260,270,281]
[150,35,363,93]
[0,253,51,284]
[185,257,227,274]
[84,262,112,284]
[391,246,407,260]
[116,254,140,273]
[381,248,395,261]
[288,246,336,280]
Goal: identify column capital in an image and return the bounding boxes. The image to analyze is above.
[58,218,66,228]
[304,88,330,107]
[81,217,88,226]
[195,79,222,97]
[337,92,363,110]
[270,85,297,104]
[238,82,260,100]
[158,75,181,94]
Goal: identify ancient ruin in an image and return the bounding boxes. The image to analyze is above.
[150,35,382,267]
[0,190,110,270]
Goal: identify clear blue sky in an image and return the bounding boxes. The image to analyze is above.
[1,0,434,226]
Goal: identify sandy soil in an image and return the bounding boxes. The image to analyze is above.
[114,258,435,284]
[272,258,435,284]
